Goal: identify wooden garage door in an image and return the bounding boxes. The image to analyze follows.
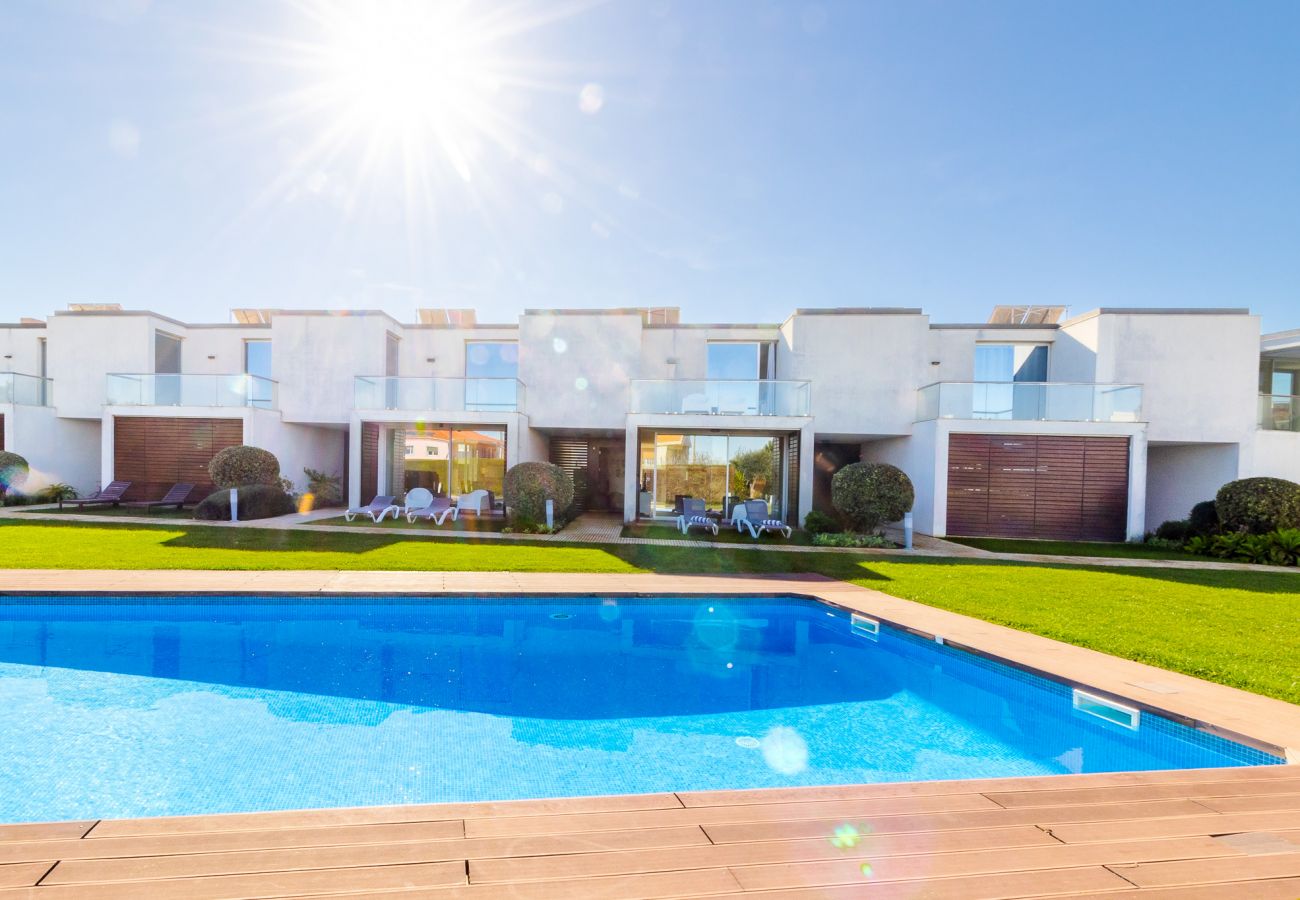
[114,417,243,502]
[947,433,1129,541]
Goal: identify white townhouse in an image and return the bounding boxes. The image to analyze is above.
[2,303,1298,541]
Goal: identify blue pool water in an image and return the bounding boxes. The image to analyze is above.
[0,595,1280,822]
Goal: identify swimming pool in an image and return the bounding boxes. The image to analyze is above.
[0,594,1281,823]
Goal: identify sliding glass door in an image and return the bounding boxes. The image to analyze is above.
[638,431,784,519]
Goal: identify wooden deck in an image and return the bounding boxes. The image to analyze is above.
[0,766,1295,898]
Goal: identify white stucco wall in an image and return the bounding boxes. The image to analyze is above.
[272,313,394,424]
[860,422,939,535]
[0,325,48,377]
[519,312,642,429]
[782,311,930,436]
[4,406,101,494]
[1089,311,1260,444]
[246,410,347,494]
[1249,431,1300,483]
[1145,442,1241,527]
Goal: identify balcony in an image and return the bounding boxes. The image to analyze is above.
[1259,394,1300,432]
[917,382,1143,423]
[0,373,52,406]
[629,379,811,417]
[106,373,277,409]
[353,377,522,412]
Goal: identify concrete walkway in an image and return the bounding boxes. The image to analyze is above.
[2,505,1297,575]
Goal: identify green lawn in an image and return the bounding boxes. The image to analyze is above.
[620,520,815,546]
[313,514,510,533]
[1,519,1297,704]
[950,536,1204,561]
[6,505,195,519]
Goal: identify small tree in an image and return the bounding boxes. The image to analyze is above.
[504,461,574,524]
[209,446,281,489]
[832,462,914,532]
[0,451,30,500]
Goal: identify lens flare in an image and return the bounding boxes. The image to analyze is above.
[830,824,860,849]
[760,726,808,775]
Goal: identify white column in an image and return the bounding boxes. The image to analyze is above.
[1126,428,1149,541]
[622,424,639,524]
[347,415,363,508]
[99,411,115,491]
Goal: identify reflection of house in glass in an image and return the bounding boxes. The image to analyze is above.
[395,425,506,498]
[638,431,785,519]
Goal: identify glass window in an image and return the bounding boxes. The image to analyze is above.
[974,344,1048,382]
[154,331,182,374]
[243,340,271,378]
[465,342,518,411]
[154,331,182,405]
[243,339,273,407]
[465,342,518,378]
[639,431,783,519]
[707,342,773,380]
[401,424,506,500]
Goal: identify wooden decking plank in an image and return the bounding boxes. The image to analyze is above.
[0,820,467,866]
[468,825,1057,884]
[300,866,747,899]
[1060,876,1300,899]
[0,860,466,899]
[675,764,1297,807]
[1195,792,1300,814]
[1109,850,1300,888]
[727,834,1253,890]
[1046,809,1300,843]
[462,793,1001,838]
[702,798,1213,843]
[984,777,1300,808]
[88,793,683,839]
[0,865,51,890]
[37,825,712,884]
[715,866,1133,899]
[0,823,94,844]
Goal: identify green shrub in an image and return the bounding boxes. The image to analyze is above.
[193,484,296,521]
[1185,529,1300,567]
[209,446,281,490]
[304,468,342,506]
[831,462,914,532]
[1215,477,1300,534]
[1144,537,1185,552]
[0,451,30,499]
[1189,500,1219,534]
[802,509,840,535]
[503,462,574,525]
[37,483,78,503]
[1154,519,1191,542]
[812,532,895,549]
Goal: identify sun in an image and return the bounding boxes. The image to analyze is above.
[304,1,502,182]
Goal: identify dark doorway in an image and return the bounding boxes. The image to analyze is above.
[812,442,860,514]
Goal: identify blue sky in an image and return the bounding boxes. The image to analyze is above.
[1,0,1297,329]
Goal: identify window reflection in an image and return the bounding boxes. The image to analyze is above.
[639,431,782,519]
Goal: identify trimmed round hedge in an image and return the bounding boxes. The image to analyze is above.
[1188,499,1219,534]
[194,484,295,521]
[503,461,574,525]
[1215,477,1300,534]
[831,462,914,532]
[0,451,30,497]
[209,445,281,490]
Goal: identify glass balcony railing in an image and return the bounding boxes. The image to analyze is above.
[629,379,812,416]
[0,372,52,406]
[106,373,277,408]
[1259,394,1300,432]
[353,377,522,412]
[917,382,1143,423]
